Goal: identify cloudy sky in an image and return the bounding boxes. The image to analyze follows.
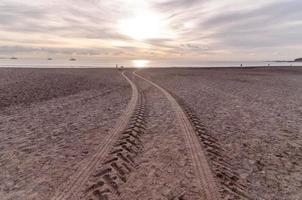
[0,0,301,61]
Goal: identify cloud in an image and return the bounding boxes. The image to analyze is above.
[0,45,141,58]
[0,1,127,40]
[0,0,302,60]
[198,0,302,49]
[201,0,302,29]
[155,0,200,11]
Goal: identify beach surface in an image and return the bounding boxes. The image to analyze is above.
[140,67,302,200]
[0,67,301,200]
[0,68,131,199]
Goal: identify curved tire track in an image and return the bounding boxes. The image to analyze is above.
[82,92,146,200]
[134,71,221,200]
[52,71,138,200]
[178,101,252,200]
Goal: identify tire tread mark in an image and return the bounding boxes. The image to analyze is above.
[82,89,146,200]
[134,71,221,200]
[178,102,252,200]
[52,72,139,200]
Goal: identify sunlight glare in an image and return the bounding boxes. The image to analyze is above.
[118,11,167,41]
[132,59,150,68]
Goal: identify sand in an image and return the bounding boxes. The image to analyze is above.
[0,68,131,199]
[139,67,302,200]
[0,67,301,200]
[114,73,204,200]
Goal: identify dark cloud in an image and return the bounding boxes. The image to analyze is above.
[156,0,200,11]
[145,38,177,49]
[180,43,209,51]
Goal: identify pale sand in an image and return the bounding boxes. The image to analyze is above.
[0,67,301,200]
[140,67,302,200]
[0,68,131,199]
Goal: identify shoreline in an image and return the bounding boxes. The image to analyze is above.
[0,65,302,69]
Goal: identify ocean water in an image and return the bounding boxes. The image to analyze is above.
[0,58,301,68]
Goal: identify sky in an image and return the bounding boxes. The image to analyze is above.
[0,0,301,62]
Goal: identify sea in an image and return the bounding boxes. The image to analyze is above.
[0,58,301,68]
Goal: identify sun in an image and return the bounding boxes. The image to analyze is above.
[118,11,166,41]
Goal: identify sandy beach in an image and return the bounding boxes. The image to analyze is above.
[1,0,302,199]
[140,67,302,200]
[0,67,301,200]
[0,68,131,199]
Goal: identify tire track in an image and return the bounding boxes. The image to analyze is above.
[176,99,252,200]
[52,72,139,200]
[81,91,146,199]
[134,71,221,200]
